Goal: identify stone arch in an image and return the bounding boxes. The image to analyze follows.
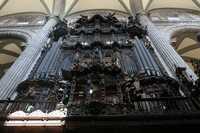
[169,26,200,73]
[0,30,33,79]
[0,29,33,43]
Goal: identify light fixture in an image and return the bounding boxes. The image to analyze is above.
[89,89,93,94]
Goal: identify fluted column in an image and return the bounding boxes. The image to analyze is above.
[129,0,198,81]
[140,16,198,81]
[0,17,58,99]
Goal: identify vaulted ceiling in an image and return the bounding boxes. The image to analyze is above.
[143,0,200,12]
[64,0,131,15]
[0,0,200,17]
[0,0,53,16]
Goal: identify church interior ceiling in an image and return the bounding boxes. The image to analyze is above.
[1,0,200,16]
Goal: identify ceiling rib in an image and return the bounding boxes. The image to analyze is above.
[145,0,154,11]
[65,0,79,16]
[40,0,51,15]
[178,44,200,55]
[52,0,56,15]
[192,0,200,9]
[0,0,8,10]
[182,56,200,62]
[118,0,132,14]
[0,49,19,57]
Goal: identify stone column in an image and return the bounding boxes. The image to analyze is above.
[129,0,198,81]
[139,15,198,81]
[0,18,58,99]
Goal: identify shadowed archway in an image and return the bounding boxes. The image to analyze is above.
[0,37,26,79]
[171,30,200,75]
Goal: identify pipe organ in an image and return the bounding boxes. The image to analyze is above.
[2,14,200,128]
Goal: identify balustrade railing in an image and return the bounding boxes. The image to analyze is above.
[0,96,200,119]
